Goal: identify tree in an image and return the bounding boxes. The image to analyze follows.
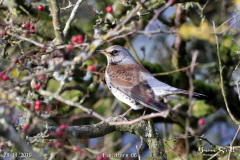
[0,0,240,159]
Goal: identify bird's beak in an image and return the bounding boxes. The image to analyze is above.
[96,50,109,55]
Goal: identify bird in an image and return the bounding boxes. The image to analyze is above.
[97,45,204,114]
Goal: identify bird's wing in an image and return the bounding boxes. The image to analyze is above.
[147,78,205,97]
[107,64,167,112]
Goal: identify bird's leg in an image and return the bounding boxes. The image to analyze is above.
[142,108,147,116]
[120,108,132,118]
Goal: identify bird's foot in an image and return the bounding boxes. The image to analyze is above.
[119,108,132,120]
[142,108,147,117]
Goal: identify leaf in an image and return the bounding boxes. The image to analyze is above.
[10,68,19,78]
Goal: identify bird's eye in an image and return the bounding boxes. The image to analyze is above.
[111,50,118,55]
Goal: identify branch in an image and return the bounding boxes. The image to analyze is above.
[152,63,199,76]
[108,112,168,125]
[63,0,84,38]
[28,120,115,138]
[29,116,167,160]
[50,0,64,44]
[108,1,144,35]
[227,127,240,160]
[213,21,240,126]
[38,90,106,121]
[145,1,174,31]
[11,34,45,48]
[0,118,43,160]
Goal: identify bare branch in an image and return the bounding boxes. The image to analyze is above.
[227,127,240,160]
[108,112,168,125]
[29,116,167,160]
[145,1,174,31]
[38,90,106,121]
[63,0,84,38]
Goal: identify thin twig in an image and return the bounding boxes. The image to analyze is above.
[202,0,210,12]
[108,111,168,125]
[109,1,145,35]
[137,28,177,35]
[164,141,184,160]
[213,21,240,126]
[136,137,143,160]
[39,90,106,121]
[11,34,45,48]
[152,63,199,76]
[145,1,174,31]
[185,50,199,159]
[63,0,84,38]
[227,127,240,160]
[208,150,222,160]
[106,31,134,42]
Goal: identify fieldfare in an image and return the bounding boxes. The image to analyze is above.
[97,45,204,113]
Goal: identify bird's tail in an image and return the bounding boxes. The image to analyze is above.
[174,89,206,97]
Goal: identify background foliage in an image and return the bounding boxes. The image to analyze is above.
[0,0,240,160]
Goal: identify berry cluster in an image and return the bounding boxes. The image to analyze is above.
[71,35,84,44]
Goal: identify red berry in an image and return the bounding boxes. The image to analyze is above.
[25,23,30,28]
[30,29,35,34]
[2,30,7,36]
[24,30,29,36]
[23,125,29,131]
[73,146,79,152]
[77,40,83,44]
[89,65,96,72]
[68,43,74,49]
[56,129,63,137]
[77,35,83,41]
[35,100,42,106]
[38,5,44,11]
[34,83,41,90]
[41,48,46,53]
[145,98,151,103]
[66,44,74,53]
[55,141,62,148]
[30,24,35,29]
[106,6,113,13]
[25,103,31,108]
[198,118,205,126]
[168,0,174,3]
[97,154,108,160]
[55,101,61,106]
[71,36,78,43]
[79,150,84,155]
[14,58,19,63]
[38,75,45,81]
[60,124,67,130]
[1,74,8,81]
[34,105,40,111]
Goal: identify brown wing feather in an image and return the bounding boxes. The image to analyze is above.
[107,63,167,112]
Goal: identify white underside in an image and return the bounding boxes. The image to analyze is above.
[105,73,143,110]
[110,87,143,110]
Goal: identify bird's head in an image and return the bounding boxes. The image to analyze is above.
[97,45,136,65]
